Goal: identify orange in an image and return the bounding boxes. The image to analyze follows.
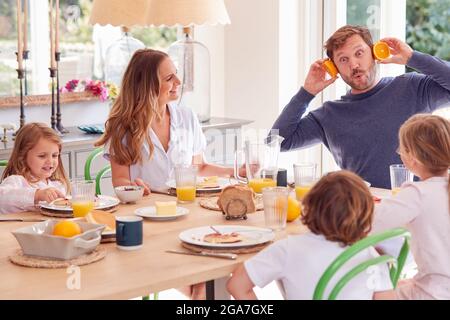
[323,59,338,78]
[286,196,301,222]
[52,220,82,238]
[373,41,390,60]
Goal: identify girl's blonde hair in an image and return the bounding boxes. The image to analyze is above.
[1,123,70,190]
[301,170,374,246]
[399,114,450,207]
[95,49,169,165]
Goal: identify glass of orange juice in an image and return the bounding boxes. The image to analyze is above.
[248,178,277,193]
[390,164,413,196]
[175,165,197,203]
[293,163,317,201]
[71,180,95,218]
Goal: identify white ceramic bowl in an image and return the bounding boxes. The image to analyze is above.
[12,220,104,260]
[114,185,144,203]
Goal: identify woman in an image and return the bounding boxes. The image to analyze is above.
[96,49,240,195]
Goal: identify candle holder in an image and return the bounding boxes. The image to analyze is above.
[15,60,25,131]
[49,67,59,134]
[23,50,29,96]
[55,52,68,134]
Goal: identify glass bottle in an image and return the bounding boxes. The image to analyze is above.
[168,27,211,122]
[104,27,145,88]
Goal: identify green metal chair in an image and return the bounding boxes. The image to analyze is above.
[0,160,7,167]
[313,227,410,300]
[84,148,111,195]
[84,149,158,300]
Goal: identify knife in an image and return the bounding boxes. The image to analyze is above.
[0,218,47,222]
[166,250,237,260]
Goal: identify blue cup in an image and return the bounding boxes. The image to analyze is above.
[115,216,143,251]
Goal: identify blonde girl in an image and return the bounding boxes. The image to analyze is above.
[373,114,450,300]
[0,123,69,214]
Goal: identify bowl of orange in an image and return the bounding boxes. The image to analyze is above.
[12,219,104,260]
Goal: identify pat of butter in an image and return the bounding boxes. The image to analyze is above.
[155,201,177,216]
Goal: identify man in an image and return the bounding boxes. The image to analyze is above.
[272,25,450,188]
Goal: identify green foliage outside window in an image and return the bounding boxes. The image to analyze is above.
[406,0,450,60]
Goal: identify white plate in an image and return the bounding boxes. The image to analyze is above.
[166,177,234,192]
[134,206,189,221]
[39,195,120,212]
[179,225,275,248]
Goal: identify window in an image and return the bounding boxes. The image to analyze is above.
[0,0,176,97]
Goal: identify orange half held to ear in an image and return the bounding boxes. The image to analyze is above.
[322,59,338,78]
[373,41,391,60]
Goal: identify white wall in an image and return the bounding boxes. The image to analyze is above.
[224,0,279,133]
[195,25,226,118]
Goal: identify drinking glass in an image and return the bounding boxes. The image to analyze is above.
[293,163,317,201]
[262,187,289,231]
[175,165,197,203]
[71,180,95,218]
[390,164,413,195]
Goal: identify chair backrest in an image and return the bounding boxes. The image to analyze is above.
[84,148,111,195]
[313,227,410,300]
[0,160,8,167]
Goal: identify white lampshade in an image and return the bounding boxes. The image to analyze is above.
[89,0,230,27]
[89,0,231,123]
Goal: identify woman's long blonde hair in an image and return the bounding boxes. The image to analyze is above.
[1,123,70,190]
[399,114,450,207]
[95,49,168,165]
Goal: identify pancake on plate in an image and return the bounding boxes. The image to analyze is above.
[203,232,243,244]
[50,197,100,207]
[50,198,71,207]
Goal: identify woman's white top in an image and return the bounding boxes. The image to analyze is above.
[0,175,66,214]
[245,232,392,300]
[372,176,450,299]
[105,104,206,192]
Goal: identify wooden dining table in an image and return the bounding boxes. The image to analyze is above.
[0,188,391,300]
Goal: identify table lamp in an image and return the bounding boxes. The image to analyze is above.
[89,0,231,122]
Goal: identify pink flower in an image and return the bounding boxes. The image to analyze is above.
[61,78,117,102]
[63,79,79,92]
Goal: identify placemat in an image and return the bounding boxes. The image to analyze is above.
[9,247,107,269]
[181,241,271,254]
[39,209,73,218]
[199,194,264,212]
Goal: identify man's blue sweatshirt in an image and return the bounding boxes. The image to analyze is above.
[272,52,450,188]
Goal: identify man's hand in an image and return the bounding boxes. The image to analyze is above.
[378,37,413,65]
[303,58,339,96]
[34,188,65,204]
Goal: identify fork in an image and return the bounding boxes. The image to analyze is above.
[209,225,223,235]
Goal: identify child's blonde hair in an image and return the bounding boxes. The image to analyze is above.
[301,170,374,246]
[1,123,70,190]
[399,114,450,208]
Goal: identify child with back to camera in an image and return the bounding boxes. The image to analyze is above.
[372,114,450,300]
[227,170,393,299]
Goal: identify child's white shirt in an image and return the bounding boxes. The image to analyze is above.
[373,176,450,299]
[0,175,66,214]
[244,232,393,300]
